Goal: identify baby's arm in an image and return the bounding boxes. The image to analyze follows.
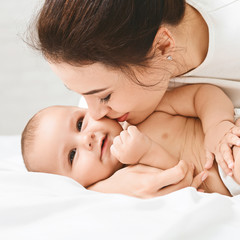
[158,84,240,175]
[111,126,177,169]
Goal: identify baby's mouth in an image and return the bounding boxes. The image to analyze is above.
[101,137,105,150]
[100,135,108,158]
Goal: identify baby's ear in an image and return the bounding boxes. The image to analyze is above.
[151,26,175,57]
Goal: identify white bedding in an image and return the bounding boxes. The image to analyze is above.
[1,135,240,240]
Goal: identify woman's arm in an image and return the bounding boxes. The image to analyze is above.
[88,160,207,198]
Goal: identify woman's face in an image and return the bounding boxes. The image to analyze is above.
[50,62,170,124]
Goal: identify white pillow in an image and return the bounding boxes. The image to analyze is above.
[0,135,26,171]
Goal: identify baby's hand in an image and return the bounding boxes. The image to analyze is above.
[204,120,240,176]
[232,145,240,184]
[110,126,152,165]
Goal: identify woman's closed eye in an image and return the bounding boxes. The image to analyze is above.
[100,94,111,103]
[69,149,76,165]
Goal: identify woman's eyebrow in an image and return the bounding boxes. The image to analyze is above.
[82,88,108,95]
[64,84,108,95]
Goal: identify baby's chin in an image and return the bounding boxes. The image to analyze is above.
[110,159,124,175]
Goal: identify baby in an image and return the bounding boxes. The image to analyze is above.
[21,86,240,196]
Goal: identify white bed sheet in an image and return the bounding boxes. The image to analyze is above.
[1,135,240,240]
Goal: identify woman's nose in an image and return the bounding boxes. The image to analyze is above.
[87,100,111,120]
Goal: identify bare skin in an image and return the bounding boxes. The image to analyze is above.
[112,117,240,196]
[24,106,206,198]
[26,105,240,197]
[136,113,231,195]
[23,85,240,197]
[158,3,209,76]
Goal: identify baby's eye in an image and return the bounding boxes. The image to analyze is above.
[77,119,83,131]
[100,94,111,103]
[69,149,76,165]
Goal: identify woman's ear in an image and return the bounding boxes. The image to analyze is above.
[152,27,175,57]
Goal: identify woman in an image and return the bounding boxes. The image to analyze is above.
[28,0,240,197]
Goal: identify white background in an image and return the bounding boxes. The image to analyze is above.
[0,0,79,135]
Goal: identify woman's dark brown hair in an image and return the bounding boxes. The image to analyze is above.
[31,0,185,68]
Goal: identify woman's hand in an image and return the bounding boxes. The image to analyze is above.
[88,160,207,198]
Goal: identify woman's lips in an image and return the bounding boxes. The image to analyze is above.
[117,113,129,122]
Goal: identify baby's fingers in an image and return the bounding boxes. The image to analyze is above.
[215,152,232,176]
[220,143,234,169]
[127,125,140,137]
[231,126,240,136]
[111,136,123,158]
[112,135,122,146]
[110,145,120,159]
[120,130,130,142]
[225,132,240,146]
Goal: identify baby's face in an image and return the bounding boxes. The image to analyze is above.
[30,106,123,187]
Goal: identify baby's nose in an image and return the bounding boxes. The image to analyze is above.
[81,132,95,150]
